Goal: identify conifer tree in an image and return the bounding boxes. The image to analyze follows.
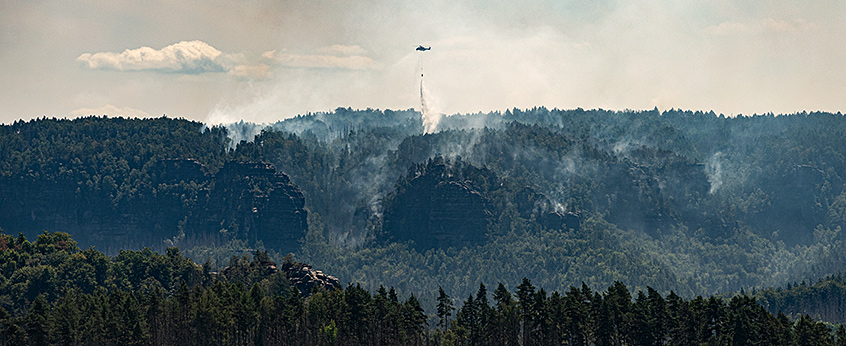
[436,286,454,331]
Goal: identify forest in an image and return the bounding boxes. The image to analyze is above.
[0,230,843,346]
[3,108,846,326]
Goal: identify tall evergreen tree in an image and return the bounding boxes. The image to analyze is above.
[436,286,454,331]
[401,294,427,346]
[516,277,536,346]
[492,283,520,346]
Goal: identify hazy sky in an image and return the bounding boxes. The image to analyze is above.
[2,0,845,124]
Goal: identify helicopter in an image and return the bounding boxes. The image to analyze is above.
[416,45,431,51]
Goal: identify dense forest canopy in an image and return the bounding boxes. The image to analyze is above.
[755,272,846,324]
[3,108,846,320]
[0,230,843,346]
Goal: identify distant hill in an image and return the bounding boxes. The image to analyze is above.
[3,109,846,301]
[0,117,307,254]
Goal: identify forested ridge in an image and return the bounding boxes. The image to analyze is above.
[3,108,846,324]
[755,272,846,324]
[0,230,844,346]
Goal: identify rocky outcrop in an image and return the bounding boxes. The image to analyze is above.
[755,164,829,244]
[514,186,582,232]
[383,159,494,250]
[0,175,192,253]
[279,262,341,296]
[539,211,582,232]
[0,160,308,253]
[221,259,341,296]
[189,161,307,252]
[157,158,209,183]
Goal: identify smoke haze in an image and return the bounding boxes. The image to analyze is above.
[3,1,845,124]
[706,152,724,194]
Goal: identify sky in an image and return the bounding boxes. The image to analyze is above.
[1,0,845,125]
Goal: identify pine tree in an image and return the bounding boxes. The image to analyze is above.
[594,295,614,346]
[835,324,846,346]
[402,294,427,346]
[666,291,695,346]
[532,288,551,345]
[344,283,372,345]
[3,323,28,346]
[564,286,587,346]
[516,277,536,346]
[474,283,492,344]
[492,283,520,346]
[0,307,16,346]
[605,281,631,346]
[646,287,668,346]
[437,286,454,331]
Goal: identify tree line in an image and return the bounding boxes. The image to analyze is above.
[755,272,846,324]
[1,230,845,346]
[6,110,846,322]
[4,275,845,346]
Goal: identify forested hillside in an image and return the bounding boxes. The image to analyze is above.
[0,230,842,346]
[3,109,846,316]
[0,117,307,254]
[756,273,846,324]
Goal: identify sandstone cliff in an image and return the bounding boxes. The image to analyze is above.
[383,158,495,250]
[0,159,308,253]
[189,161,307,252]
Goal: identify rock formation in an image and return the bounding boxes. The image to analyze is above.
[279,262,342,296]
[383,158,494,250]
[0,159,308,253]
[221,258,341,296]
[189,161,307,252]
[515,186,582,232]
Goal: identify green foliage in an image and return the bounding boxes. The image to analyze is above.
[0,230,210,326]
[756,272,846,324]
[6,109,846,326]
[0,116,229,252]
[268,109,846,310]
[1,230,844,346]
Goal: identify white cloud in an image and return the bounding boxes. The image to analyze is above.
[77,40,227,74]
[5,1,841,125]
[77,41,379,78]
[69,104,151,118]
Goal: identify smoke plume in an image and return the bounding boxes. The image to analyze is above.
[706,152,724,194]
[203,107,266,149]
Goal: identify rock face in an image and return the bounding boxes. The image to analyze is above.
[279,262,341,296]
[539,211,582,232]
[0,160,307,253]
[221,259,341,296]
[383,159,494,250]
[158,158,209,183]
[755,164,829,244]
[0,172,194,252]
[190,161,307,252]
[514,186,582,232]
